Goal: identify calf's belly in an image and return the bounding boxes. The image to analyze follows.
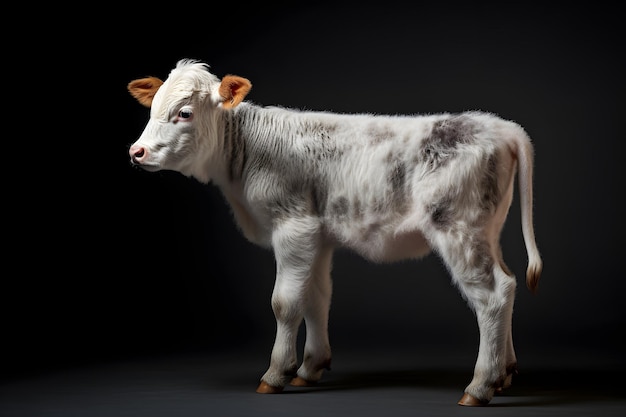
[342,228,432,263]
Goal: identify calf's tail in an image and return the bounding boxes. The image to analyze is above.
[514,128,543,293]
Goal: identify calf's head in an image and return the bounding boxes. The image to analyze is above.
[128,59,251,179]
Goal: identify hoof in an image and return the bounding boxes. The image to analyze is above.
[256,381,284,394]
[290,376,316,387]
[457,393,489,406]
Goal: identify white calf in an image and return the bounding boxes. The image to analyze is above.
[128,59,542,406]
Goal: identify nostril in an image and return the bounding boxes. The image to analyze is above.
[129,144,147,162]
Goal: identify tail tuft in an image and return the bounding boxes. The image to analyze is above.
[526,257,543,294]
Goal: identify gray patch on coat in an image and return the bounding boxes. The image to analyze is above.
[269,186,316,222]
[244,147,275,180]
[236,108,283,179]
[427,155,500,231]
[367,123,395,146]
[471,239,495,276]
[352,198,364,219]
[329,196,349,217]
[429,221,496,290]
[427,196,454,229]
[388,159,409,214]
[480,153,500,212]
[464,238,495,290]
[371,197,386,213]
[300,121,345,162]
[311,181,328,216]
[225,114,247,181]
[420,115,481,171]
[257,167,330,222]
[296,120,338,140]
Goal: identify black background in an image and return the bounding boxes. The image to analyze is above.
[5,2,624,381]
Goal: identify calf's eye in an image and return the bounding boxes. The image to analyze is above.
[178,109,193,120]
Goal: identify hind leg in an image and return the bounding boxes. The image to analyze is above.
[433,231,517,406]
[460,264,517,406]
[497,254,518,394]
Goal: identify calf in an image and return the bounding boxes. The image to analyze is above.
[127,59,542,406]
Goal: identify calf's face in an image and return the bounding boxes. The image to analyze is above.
[129,97,200,173]
[127,66,251,176]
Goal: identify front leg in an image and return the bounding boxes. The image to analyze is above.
[256,216,321,394]
[291,243,334,387]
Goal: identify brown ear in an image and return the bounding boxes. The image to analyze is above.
[128,76,164,107]
[219,75,252,109]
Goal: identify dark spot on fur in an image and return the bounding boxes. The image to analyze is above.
[297,120,338,140]
[388,160,409,213]
[428,197,453,229]
[420,115,480,171]
[431,116,477,147]
[367,123,395,145]
[470,239,495,278]
[330,196,349,217]
[227,117,246,181]
[389,160,406,193]
[270,191,313,221]
[480,153,500,211]
[301,122,344,162]
[311,181,328,216]
[372,197,386,213]
[452,237,496,290]
[353,198,363,219]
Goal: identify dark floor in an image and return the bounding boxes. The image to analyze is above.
[1,345,624,417]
